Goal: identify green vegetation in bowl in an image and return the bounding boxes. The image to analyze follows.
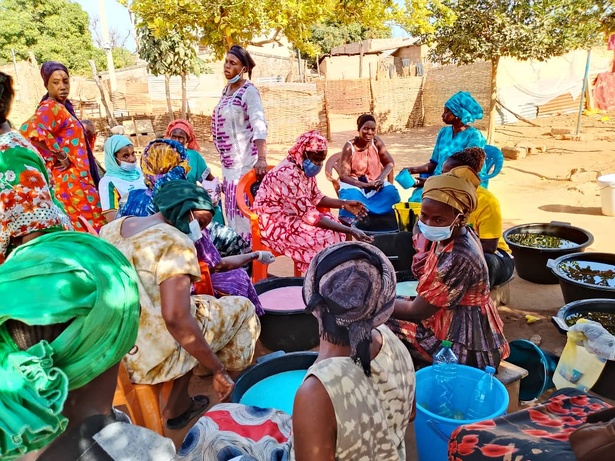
[507,233,577,249]
[557,260,615,287]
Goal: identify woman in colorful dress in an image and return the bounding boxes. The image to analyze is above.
[98,135,146,221]
[20,61,105,231]
[0,71,71,262]
[388,166,509,369]
[118,139,267,312]
[252,130,372,274]
[212,45,268,243]
[404,91,486,201]
[166,119,225,225]
[338,114,400,222]
[101,180,260,430]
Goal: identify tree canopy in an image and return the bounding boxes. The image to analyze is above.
[0,0,135,74]
[124,0,414,58]
[307,21,391,58]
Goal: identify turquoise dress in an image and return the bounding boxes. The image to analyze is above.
[186,149,225,225]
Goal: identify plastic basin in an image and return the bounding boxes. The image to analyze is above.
[548,252,615,303]
[503,222,594,284]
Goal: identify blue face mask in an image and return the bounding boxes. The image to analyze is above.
[227,67,246,84]
[302,158,322,177]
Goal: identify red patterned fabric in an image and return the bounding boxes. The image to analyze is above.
[594,72,615,111]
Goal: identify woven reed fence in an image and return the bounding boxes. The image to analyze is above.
[423,61,491,131]
[371,77,424,132]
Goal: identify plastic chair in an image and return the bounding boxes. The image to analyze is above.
[236,166,302,283]
[480,145,504,188]
[113,362,173,435]
[325,151,395,197]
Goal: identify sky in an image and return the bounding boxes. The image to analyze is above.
[74,0,409,52]
[74,0,137,52]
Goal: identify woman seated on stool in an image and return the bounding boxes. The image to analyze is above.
[338,114,400,224]
[252,130,372,274]
[442,147,514,288]
[387,166,509,369]
[101,180,261,430]
[177,241,416,461]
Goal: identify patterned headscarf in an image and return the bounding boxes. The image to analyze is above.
[140,139,191,189]
[445,91,484,125]
[287,130,328,164]
[0,139,71,257]
[0,232,140,459]
[423,165,480,217]
[165,119,201,151]
[303,241,396,377]
[103,135,140,181]
[154,180,215,234]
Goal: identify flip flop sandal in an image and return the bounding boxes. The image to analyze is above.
[166,395,210,430]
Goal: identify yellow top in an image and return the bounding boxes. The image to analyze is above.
[467,186,510,253]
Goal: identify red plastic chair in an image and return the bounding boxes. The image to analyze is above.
[236,166,302,283]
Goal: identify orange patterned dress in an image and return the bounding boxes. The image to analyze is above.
[20,99,104,231]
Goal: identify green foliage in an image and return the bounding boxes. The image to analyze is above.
[418,0,608,65]
[126,0,403,58]
[137,25,202,77]
[307,21,391,57]
[0,0,136,75]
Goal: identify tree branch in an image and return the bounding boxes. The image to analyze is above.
[250,29,282,46]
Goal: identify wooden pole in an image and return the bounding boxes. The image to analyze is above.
[89,60,117,127]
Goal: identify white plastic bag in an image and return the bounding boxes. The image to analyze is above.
[569,320,615,361]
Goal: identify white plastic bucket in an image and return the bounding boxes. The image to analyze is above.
[597,174,615,217]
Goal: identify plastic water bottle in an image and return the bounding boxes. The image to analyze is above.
[466,366,497,420]
[432,340,458,419]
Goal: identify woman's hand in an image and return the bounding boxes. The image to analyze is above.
[254,158,268,180]
[372,178,384,190]
[343,200,368,219]
[54,153,71,171]
[414,177,426,188]
[351,227,374,243]
[212,370,235,402]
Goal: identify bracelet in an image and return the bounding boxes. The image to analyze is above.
[54,151,68,161]
[341,200,347,211]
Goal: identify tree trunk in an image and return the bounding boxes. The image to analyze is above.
[181,73,187,120]
[487,56,500,144]
[164,74,174,121]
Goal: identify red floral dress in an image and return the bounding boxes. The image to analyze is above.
[252,157,346,273]
[20,99,104,231]
[388,230,509,369]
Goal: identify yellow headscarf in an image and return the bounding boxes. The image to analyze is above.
[422,166,480,215]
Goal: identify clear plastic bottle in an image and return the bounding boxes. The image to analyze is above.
[432,340,458,419]
[466,366,497,420]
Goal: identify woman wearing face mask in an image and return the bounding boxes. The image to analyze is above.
[100,179,261,430]
[252,130,372,274]
[20,61,105,232]
[338,114,400,224]
[387,166,509,369]
[99,135,146,221]
[212,45,268,243]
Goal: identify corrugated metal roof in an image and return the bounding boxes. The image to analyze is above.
[538,93,579,117]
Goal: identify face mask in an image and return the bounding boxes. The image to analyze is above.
[302,158,322,178]
[120,161,137,172]
[188,216,202,242]
[227,67,245,84]
[417,214,461,242]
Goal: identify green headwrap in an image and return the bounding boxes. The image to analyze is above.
[0,232,140,460]
[153,179,215,234]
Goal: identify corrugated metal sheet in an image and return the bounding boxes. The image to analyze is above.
[538,93,579,117]
[495,103,538,126]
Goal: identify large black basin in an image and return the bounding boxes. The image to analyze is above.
[503,222,593,284]
[551,298,615,399]
[232,351,318,404]
[548,252,615,303]
[255,277,319,352]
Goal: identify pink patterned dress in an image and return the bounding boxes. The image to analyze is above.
[252,157,346,273]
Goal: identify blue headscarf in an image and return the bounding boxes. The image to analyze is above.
[103,135,140,181]
[445,91,484,125]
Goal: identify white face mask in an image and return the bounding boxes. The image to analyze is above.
[120,161,137,172]
[188,215,202,242]
[417,214,461,242]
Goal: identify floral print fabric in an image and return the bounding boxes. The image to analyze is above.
[388,230,509,369]
[252,158,346,273]
[0,131,71,257]
[100,218,260,385]
[20,99,104,231]
[449,389,611,460]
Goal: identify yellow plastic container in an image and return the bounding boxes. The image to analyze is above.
[393,202,421,232]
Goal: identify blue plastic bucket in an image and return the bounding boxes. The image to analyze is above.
[415,364,509,461]
[506,339,558,401]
